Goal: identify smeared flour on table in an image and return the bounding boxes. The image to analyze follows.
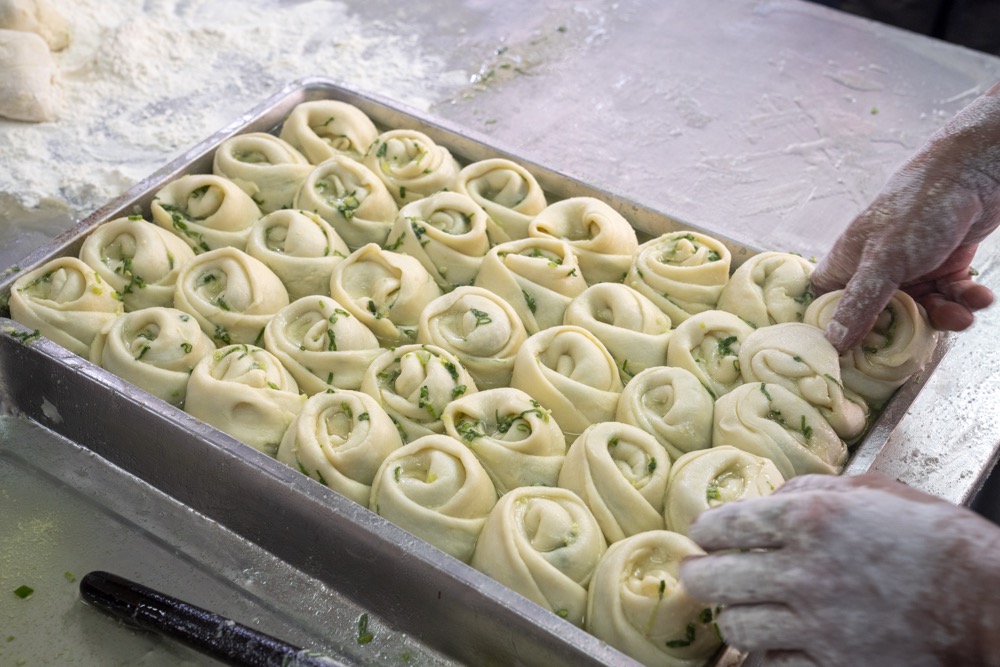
[0,0,466,227]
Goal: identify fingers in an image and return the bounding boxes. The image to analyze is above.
[822,258,900,353]
[685,495,794,551]
[715,604,809,654]
[918,293,976,331]
[680,552,798,605]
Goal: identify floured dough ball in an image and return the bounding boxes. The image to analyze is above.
[0,29,58,122]
[0,0,70,51]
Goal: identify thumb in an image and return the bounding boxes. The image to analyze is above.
[824,261,900,353]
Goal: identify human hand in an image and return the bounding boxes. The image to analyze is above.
[812,82,1000,353]
[679,473,1000,666]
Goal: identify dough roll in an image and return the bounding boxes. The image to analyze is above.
[79,216,196,312]
[370,433,497,563]
[363,128,460,205]
[185,344,306,456]
[417,286,528,390]
[716,251,816,328]
[528,197,639,285]
[454,157,547,242]
[277,389,403,506]
[263,295,383,394]
[511,325,624,444]
[474,237,588,334]
[626,231,732,325]
[360,344,478,442]
[245,209,350,301]
[212,132,313,213]
[8,256,123,357]
[563,282,672,379]
[383,191,491,290]
[803,289,938,407]
[89,306,215,407]
[278,99,379,164]
[615,366,715,461]
[441,387,566,493]
[663,445,784,536]
[471,486,607,627]
[293,155,399,250]
[557,421,670,544]
[151,174,261,253]
[665,309,754,401]
[585,531,722,667]
[738,322,869,443]
[329,244,442,347]
[713,382,847,479]
[173,247,290,347]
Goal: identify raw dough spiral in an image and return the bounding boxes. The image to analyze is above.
[212,132,313,213]
[454,157,547,242]
[716,251,815,328]
[511,325,623,444]
[417,286,528,389]
[9,256,123,356]
[563,282,671,379]
[185,343,306,456]
[89,306,215,407]
[442,387,566,493]
[528,197,638,285]
[360,344,478,442]
[713,382,847,479]
[277,389,403,506]
[663,445,784,536]
[585,530,722,667]
[79,216,196,312]
[474,237,588,334]
[558,421,670,544]
[363,128,461,205]
[626,231,731,325]
[803,289,938,407]
[665,309,754,401]
[263,295,383,394]
[471,486,607,627]
[293,155,399,250]
[278,99,379,164]
[370,433,497,563]
[615,366,715,461]
[245,209,350,301]
[151,174,261,253]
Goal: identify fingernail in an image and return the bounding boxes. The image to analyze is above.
[825,319,849,352]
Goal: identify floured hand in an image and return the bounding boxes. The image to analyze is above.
[680,473,1000,666]
[811,82,1000,353]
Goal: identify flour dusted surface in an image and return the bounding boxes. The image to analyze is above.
[0,0,465,227]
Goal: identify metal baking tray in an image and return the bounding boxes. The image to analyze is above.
[0,77,946,666]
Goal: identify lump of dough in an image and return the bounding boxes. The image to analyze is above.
[0,0,70,51]
[0,29,58,122]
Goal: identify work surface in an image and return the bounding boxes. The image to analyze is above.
[1,0,998,502]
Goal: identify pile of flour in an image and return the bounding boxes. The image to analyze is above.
[0,0,466,225]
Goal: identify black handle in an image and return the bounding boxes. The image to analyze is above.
[79,570,343,667]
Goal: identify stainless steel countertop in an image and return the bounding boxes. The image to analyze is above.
[2,0,999,502]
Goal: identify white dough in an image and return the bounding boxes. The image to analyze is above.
[8,256,123,356]
[89,307,215,407]
[558,421,670,544]
[370,433,497,563]
[185,344,306,456]
[278,99,379,164]
[79,216,196,312]
[213,132,313,213]
[663,445,784,536]
[277,389,403,506]
[441,387,566,493]
[615,365,715,461]
[804,289,938,407]
[0,0,70,50]
[454,157,547,241]
[585,531,722,666]
[151,174,262,253]
[0,29,58,122]
[470,486,607,626]
[716,251,815,328]
[363,128,460,205]
[665,309,753,400]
